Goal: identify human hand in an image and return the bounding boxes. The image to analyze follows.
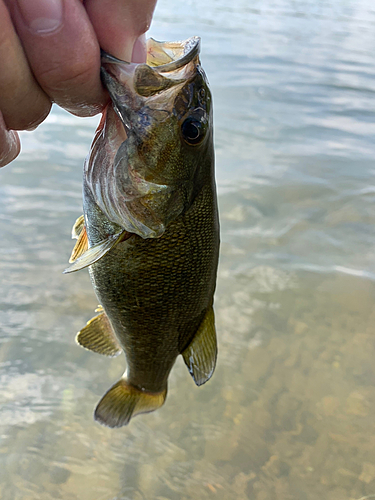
[0,0,157,167]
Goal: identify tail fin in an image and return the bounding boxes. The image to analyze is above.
[94,377,167,428]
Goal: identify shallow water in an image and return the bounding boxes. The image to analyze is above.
[1,0,375,499]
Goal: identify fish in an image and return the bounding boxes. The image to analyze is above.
[64,37,220,428]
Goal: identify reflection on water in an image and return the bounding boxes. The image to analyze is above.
[1,0,375,499]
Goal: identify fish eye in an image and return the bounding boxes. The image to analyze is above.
[181,117,204,145]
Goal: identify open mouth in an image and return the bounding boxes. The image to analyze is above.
[99,37,202,132]
[146,37,201,72]
[101,37,200,72]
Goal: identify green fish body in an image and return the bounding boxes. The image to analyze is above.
[65,38,219,427]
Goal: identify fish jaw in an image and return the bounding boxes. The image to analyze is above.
[100,37,201,103]
[100,37,203,144]
[84,37,213,239]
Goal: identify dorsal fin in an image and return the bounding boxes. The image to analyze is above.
[182,306,217,386]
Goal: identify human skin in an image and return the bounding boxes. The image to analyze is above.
[0,0,157,167]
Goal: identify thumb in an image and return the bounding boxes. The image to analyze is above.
[85,0,157,62]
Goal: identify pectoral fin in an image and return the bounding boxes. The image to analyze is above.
[182,306,217,386]
[95,377,167,428]
[63,231,129,274]
[76,310,122,357]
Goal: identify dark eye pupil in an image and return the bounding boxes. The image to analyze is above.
[181,118,202,145]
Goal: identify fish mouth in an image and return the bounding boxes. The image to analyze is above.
[145,37,201,72]
[100,37,201,104]
[100,37,201,133]
[101,36,201,73]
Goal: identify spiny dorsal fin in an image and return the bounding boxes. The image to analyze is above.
[182,306,217,386]
[63,231,128,274]
[69,225,88,263]
[94,377,167,428]
[76,310,122,357]
[71,215,85,239]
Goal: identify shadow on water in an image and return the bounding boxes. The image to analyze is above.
[1,0,375,499]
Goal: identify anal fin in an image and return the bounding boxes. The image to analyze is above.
[94,377,167,428]
[182,306,217,386]
[76,310,122,357]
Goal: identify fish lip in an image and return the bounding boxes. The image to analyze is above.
[147,37,201,73]
[100,36,201,72]
[100,50,128,65]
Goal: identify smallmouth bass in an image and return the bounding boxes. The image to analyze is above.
[65,37,219,428]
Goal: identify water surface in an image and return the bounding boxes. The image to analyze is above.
[1,0,375,499]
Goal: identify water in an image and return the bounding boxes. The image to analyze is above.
[1,0,375,498]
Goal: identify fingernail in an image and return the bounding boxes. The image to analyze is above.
[16,0,63,34]
[131,34,147,63]
[0,130,20,168]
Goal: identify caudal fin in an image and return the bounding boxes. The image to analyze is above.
[94,378,167,428]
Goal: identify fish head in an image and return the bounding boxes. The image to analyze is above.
[84,37,214,238]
